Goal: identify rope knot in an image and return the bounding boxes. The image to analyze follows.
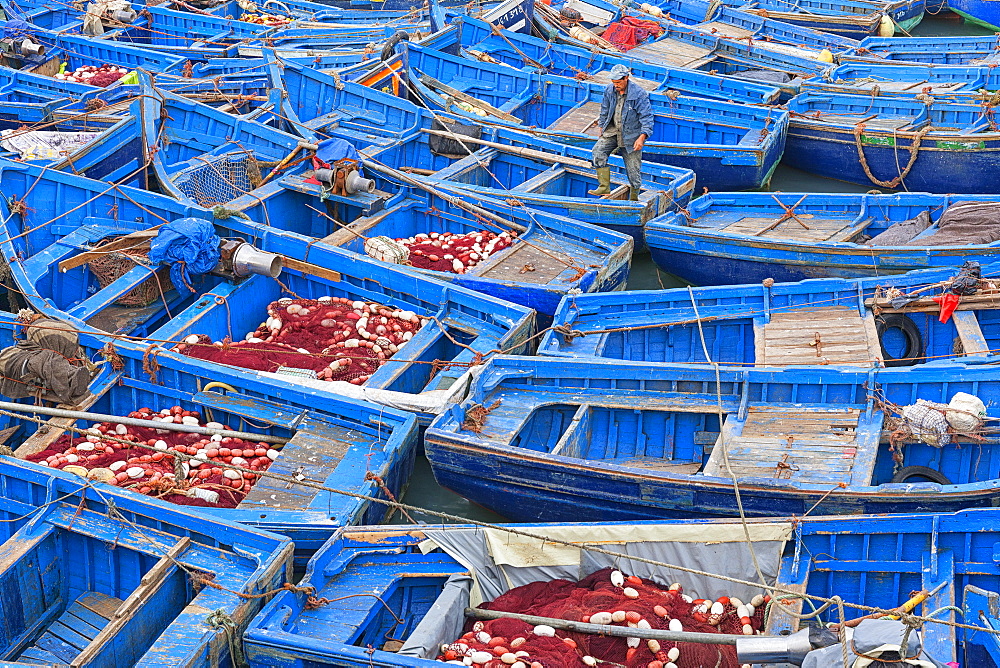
[553,324,585,344]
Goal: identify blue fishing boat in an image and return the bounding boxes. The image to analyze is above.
[802,62,1000,99]
[783,91,1000,193]
[540,262,1000,368]
[0,456,293,667]
[840,34,1000,65]
[425,354,1000,519]
[10,29,187,79]
[943,0,1000,30]
[0,158,536,425]
[710,0,919,38]
[412,15,783,104]
[0,315,418,556]
[643,192,1000,285]
[400,42,789,191]
[244,511,1000,666]
[270,57,695,247]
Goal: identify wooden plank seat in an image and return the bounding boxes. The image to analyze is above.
[718,215,872,242]
[628,39,715,68]
[759,306,879,367]
[702,404,882,486]
[18,592,123,665]
[549,101,602,136]
[697,21,755,38]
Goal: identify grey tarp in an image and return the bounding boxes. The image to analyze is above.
[397,522,790,660]
[801,619,947,668]
[868,202,1000,247]
[0,318,91,404]
[865,210,933,246]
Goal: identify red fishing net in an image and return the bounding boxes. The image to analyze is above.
[25,405,275,508]
[436,568,769,668]
[602,17,665,51]
[178,296,427,385]
[55,64,128,87]
[367,230,516,274]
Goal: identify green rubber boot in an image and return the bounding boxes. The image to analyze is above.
[588,167,611,196]
[629,187,639,201]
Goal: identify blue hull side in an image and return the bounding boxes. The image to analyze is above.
[784,124,1000,193]
[424,440,993,521]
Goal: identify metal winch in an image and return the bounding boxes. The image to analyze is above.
[0,36,44,58]
[313,158,376,196]
[213,239,283,280]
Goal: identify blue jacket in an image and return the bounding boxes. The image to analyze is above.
[598,80,654,149]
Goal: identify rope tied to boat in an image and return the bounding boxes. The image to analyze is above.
[142,344,160,384]
[206,609,249,668]
[364,472,414,523]
[461,399,501,433]
[852,122,931,189]
[553,324,585,344]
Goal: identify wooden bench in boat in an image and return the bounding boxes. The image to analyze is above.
[697,21,754,39]
[717,214,873,242]
[19,592,123,665]
[549,101,602,137]
[755,305,882,367]
[629,39,716,69]
[702,404,883,486]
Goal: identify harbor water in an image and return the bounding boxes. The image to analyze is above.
[391,11,999,525]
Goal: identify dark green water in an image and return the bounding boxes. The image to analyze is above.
[391,12,990,525]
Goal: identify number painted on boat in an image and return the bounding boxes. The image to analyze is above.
[936,140,985,150]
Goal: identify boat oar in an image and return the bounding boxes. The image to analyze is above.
[260,140,319,187]
[361,159,528,233]
[419,129,593,170]
[0,400,291,444]
[828,581,947,631]
[465,607,742,645]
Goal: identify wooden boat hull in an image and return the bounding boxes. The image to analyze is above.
[0,457,293,667]
[401,43,789,191]
[244,512,1000,666]
[644,192,1000,285]
[425,356,1000,521]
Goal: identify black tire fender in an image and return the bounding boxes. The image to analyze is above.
[891,465,951,485]
[876,313,923,367]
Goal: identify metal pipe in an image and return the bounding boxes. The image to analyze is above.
[0,400,290,444]
[464,608,742,645]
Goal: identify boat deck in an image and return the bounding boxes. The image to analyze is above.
[713,214,872,242]
[697,21,754,39]
[549,101,601,136]
[629,39,715,69]
[703,404,880,486]
[757,305,881,367]
[19,592,123,664]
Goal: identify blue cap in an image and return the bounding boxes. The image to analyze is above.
[609,64,630,80]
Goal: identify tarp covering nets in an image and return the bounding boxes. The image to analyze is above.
[435,568,767,667]
[25,405,276,508]
[867,202,1000,247]
[602,17,664,51]
[179,296,427,384]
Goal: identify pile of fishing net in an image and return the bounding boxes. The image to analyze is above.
[364,230,517,274]
[25,405,277,508]
[437,568,768,668]
[239,11,292,24]
[53,64,129,87]
[601,17,664,51]
[178,296,427,384]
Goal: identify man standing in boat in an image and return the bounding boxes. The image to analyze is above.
[589,64,653,201]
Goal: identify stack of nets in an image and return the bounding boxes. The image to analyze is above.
[87,242,174,307]
[26,405,276,508]
[174,152,278,207]
[437,568,769,668]
[179,296,427,384]
[365,230,517,274]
